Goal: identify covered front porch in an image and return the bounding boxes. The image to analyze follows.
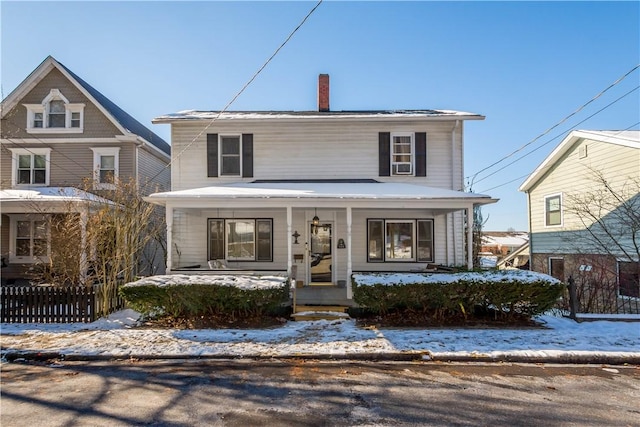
[146,180,497,306]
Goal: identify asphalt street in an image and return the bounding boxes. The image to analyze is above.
[1,359,638,426]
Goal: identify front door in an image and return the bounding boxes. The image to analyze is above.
[309,222,333,285]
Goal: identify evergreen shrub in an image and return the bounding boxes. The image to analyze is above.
[120,277,289,319]
[352,271,565,321]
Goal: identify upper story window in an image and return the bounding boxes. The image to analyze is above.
[220,136,241,176]
[391,133,413,175]
[206,133,254,178]
[8,148,51,187]
[379,132,427,177]
[23,89,84,133]
[545,194,562,227]
[90,147,120,190]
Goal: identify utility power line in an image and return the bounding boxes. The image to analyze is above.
[148,0,323,184]
[466,63,640,190]
[478,122,640,194]
[472,85,640,188]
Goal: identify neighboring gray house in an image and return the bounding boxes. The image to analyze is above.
[146,74,497,306]
[0,56,171,284]
[519,130,639,311]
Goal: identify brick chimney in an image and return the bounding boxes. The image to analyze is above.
[318,74,329,112]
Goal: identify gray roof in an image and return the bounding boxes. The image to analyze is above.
[55,59,171,156]
[154,109,484,123]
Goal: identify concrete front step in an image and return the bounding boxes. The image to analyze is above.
[293,286,353,306]
[291,304,351,321]
[291,311,351,321]
[294,305,349,313]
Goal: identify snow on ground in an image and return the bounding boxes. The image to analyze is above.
[1,309,638,361]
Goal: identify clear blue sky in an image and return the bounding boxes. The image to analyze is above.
[2,1,639,231]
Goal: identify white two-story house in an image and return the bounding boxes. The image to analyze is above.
[147,75,496,305]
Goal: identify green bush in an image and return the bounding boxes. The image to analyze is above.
[352,271,565,321]
[120,276,290,319]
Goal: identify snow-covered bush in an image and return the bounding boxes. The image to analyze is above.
[120,274,289,319]
[352,270,564,321]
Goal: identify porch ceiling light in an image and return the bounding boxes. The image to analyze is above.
[312,208,319,225]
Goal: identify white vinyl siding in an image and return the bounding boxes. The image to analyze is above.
[170,208,456,273]
[170,120,461,191]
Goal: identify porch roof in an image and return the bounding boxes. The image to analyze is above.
[145,181,498,207]
[0,187,112,205]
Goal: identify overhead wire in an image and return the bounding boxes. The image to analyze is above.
[147,0,323,184]
[472,84,640,188]
[466,63,640,189]
[1,0,323,192]
[478,122,640,194]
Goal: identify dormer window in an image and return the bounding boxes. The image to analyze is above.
[23,89,84,133]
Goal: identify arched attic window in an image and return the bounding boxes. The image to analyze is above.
[23,89,85,133]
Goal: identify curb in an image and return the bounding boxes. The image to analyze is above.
[3,350,639,365]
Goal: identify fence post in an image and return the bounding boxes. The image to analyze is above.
[568,275,579,321]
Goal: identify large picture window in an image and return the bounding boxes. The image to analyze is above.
[208,218,273,262]
[368,219,433,262]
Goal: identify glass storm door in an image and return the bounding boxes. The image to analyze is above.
[309,223,332,284]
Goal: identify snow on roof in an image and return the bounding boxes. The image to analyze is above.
[353,269,561,286]
[482,232,529,247]
[153,109,484,123]
[147,182,495,202]
[125,274,288,291]
[0,187,112,204]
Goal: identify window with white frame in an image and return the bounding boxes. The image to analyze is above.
[10,216,50,263]
[208,218,273,262]
[545,194,562,226]
[391,133,414,175]
[9,148,51,186]
[220,135,242,176]
[90,147,120,189]
[368,219,434,262]
[23,89,84,133]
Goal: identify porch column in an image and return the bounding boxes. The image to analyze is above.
[466,205,473,270]
[79,208,88,285]
[346,206,353,299]
[166,204,173,273]
[286,205,292,276]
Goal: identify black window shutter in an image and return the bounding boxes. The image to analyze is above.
[207,134,218,177]
[242,133,253,178]
[415,132,427,177]
[378,132,390,176]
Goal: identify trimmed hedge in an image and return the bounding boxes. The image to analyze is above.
[352,271,565,320]
[119,278,290,319]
